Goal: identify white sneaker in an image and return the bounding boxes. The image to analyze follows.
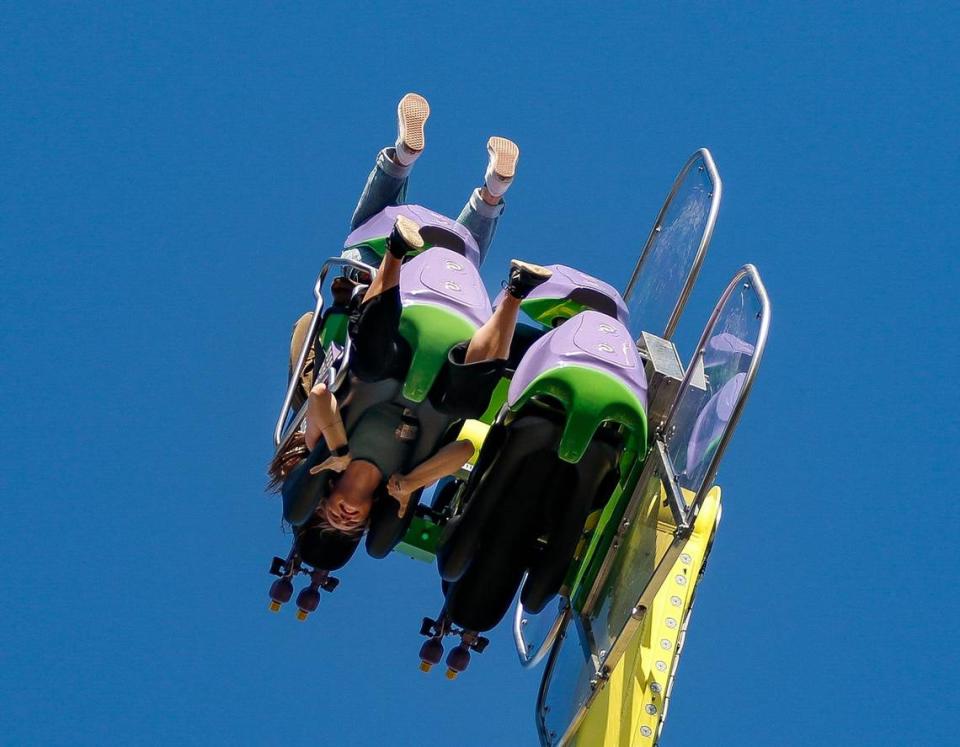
[394,93,430,166]
[484,136,520,198]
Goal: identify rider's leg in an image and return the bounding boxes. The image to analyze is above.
[289,312,317,394]
[363,216,423,300]
[348,218,424,382]
[430,261,551,418]
[463,296,521,364]
[455,137,519,264]
[464,259,551,364]
[349,93,430,231]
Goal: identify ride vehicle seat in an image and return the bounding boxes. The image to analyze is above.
[344,204,482,267]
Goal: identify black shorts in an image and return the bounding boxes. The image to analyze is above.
[349,288,504,419]
[348,286,411,382]
[428,342,504,419]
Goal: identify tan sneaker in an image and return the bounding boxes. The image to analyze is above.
[484,136,520,198]
[394,93,430,166]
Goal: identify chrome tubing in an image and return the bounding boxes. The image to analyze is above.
[272,257,377,449]
[623,147,723,340]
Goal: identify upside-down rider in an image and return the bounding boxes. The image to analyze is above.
[270,93,550,556]
[277,217,551,536]
[288,91,520,390]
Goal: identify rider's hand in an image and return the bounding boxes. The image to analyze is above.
[387,473,414,518]
[309,452,352,475]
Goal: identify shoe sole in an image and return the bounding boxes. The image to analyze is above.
[510,259,552,281]
[395,215,425,250]
[397,93,430,153]
[487,137,519,179]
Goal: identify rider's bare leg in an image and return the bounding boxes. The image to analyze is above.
[464,260,552,364]
[289,312,316,393]
[363,250,403,301]
[464,296,522,364]
[305,383,349,452]
[363,216,424,301]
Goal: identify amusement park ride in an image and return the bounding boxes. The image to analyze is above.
[266,148,771,746]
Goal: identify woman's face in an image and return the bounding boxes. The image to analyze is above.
[323,465,375,531]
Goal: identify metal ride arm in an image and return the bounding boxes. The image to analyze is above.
[536,265,771,746]
[272,257,377,450]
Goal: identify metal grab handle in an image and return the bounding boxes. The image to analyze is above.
[272,257,377,449]
[514,594,568,669]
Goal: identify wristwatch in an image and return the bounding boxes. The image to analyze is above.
[331,444,350,458]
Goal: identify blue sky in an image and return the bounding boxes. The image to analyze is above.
[2,2,957,745]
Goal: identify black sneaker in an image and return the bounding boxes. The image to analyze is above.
[388,215,425,259]
[505,260,552,299]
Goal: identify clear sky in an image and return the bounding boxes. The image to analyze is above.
[2,2,957,745]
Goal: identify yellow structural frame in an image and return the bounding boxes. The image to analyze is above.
[570,486,722,746]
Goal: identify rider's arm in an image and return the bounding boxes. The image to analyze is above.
[305,383,348,452]
[387,439,475,516]
[401,439,475,491]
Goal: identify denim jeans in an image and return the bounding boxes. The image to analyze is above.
[346,147,504,266]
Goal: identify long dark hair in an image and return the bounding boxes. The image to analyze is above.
[266,430,308,493]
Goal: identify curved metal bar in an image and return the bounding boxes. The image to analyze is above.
[514,596,568,670]
[534,607,572,746]
[275,401,308,457]
[622,148,723,340]
[272,257,377,448]
[684,263,771,520]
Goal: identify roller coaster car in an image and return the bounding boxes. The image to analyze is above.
[268,152,717,647]
[416,148,770,705]
[267,204,494,615]
[265,150,771,745]
[436,272,648,634]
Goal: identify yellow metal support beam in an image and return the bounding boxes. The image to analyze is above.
[572,486,722,746]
